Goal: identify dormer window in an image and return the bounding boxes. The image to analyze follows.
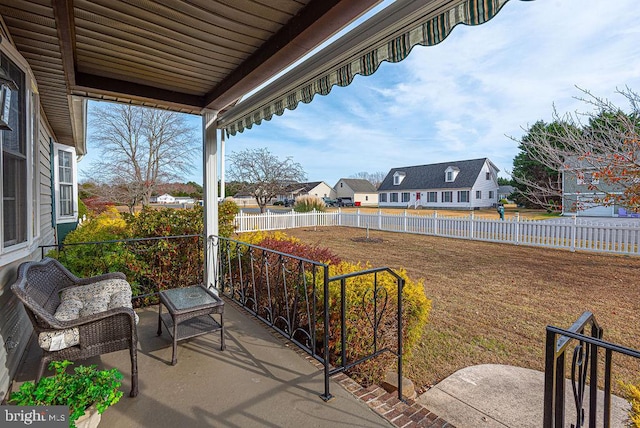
[393,171,405,185]
[444,166,459,183]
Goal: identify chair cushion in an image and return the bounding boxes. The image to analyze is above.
[38,278,138,351]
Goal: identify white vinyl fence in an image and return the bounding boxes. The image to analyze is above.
[234,210,640,255]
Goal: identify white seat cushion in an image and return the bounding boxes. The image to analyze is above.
[38,278,137,351]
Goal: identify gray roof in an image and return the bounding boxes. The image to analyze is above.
[337,179,377,193]
[498,185,515,195]
[287,181,323,194]
[377,158,496,191]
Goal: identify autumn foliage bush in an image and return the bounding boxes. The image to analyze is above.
[621,382,640,428]
[235,231,431,387]
[50,202,239,303]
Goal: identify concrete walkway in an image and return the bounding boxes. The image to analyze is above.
[417,364,630,427]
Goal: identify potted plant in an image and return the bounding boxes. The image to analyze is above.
[9,360,123,428]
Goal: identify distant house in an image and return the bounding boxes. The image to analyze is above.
[281,181,335,202]
[378,158,499,209]
[561,158,622,217]
[156,193,176,204]
[334,178,378,207]
[498,185,515,202]
[174,197,196,205]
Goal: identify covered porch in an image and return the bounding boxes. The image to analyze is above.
[13,301,447,427]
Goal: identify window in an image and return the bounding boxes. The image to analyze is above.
[390,192,398,202]
[401,192,410,203]
[427,192,437,203]
[591,172,599,185]
[442,191,453,203]
[340,182,343,188]
[2,52,27,249]
[55,145,77,219]
[476,190,482,199]
[379,193,387,202]
[488,191,494,199]
[446,171,453,182]
[486,172,491,180]
[458,191,469,203]
[393,171,405,185]
[365,195,368,201]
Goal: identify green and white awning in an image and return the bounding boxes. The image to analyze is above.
[219,0,515,136]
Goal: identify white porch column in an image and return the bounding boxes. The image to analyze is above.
[220,129,226,199]
[203,110,219,290]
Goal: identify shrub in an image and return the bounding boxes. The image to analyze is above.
[293,195,325,212]
[621,381,640,427]
[218,199,239,237]
[124,206,204,295]
[320,261,431,386]
[232,231,430,387]
[50,207,131,277]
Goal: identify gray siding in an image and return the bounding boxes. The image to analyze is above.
[0,118,56,399]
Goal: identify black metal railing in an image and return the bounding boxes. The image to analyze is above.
[543,311,640,427]
[212,236,405,401]
[41,234,204,304]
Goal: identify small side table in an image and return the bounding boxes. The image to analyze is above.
[157,285,225,365]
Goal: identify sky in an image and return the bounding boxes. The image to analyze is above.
[80,0,640,187]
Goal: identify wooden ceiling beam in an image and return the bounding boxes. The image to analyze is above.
[75,72,204,109]
[52,0,76,87]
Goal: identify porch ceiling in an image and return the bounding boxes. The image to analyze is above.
[0,0,380,153]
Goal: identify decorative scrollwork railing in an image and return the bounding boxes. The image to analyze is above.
[212,236,404,401]
[543,312,640,427]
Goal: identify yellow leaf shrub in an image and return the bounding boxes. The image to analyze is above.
[621,381,640,427]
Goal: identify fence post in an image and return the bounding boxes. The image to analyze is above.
[434,211,438,235]
[515,212,520,245]
[404,210,407,232]
[357,208,361,228]
[469,212,474,239]
[571,215,577,252]
[338,207,342,226]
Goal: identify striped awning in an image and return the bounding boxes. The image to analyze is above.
[219,0,514,137]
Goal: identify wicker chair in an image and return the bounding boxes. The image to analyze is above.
[10,257,138,397]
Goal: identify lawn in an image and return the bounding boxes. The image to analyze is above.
[276,226,640,393]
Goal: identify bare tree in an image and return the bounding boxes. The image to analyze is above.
[350,171,386,188]
[511,87,640,212]
[227,148,306,212]
[85,103,198,212]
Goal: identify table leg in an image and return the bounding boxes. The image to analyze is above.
[157,304,162,336]
[172,317,178,365]
[220,313,225,351]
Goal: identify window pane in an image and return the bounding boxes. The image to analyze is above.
[401,192,410,202]
[3,154,27,246]
[2,52,27,248]
[59,150,72,183]
[59,184,73,216]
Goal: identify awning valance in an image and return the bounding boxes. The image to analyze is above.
[218,0,514,137]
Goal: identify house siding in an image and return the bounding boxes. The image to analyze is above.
[562,169,621,217]
[0,42,57,399]
[334,179,378,206]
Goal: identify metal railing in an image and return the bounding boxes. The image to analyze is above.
[212,236,405,401]
[543,312,640,427]
[40,234,204,304]
[234,210,640,255]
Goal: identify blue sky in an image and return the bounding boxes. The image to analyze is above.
[81,0,640,187]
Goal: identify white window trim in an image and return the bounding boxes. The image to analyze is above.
[393,171,405,185]
[53,143,78,224]
[0,40,40,261]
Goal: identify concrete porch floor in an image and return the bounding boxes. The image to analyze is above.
[13,300,449,428]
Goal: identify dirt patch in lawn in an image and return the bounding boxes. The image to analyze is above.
[268,226,640,393]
